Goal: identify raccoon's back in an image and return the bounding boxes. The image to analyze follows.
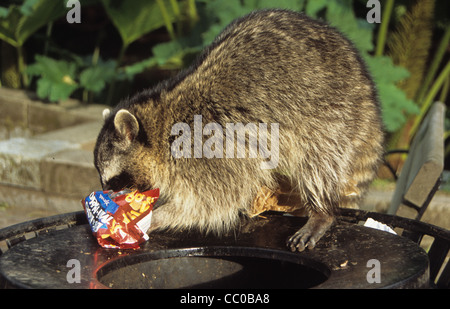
[159,9,383,177]
[163,10,379,127]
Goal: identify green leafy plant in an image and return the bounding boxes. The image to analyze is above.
[0,0,67,87]
[365,55,419,132]
[376,0,450,170]
[100,0,175,62]
[26,54,116,102]
[19,0,194,104]
[304,0,419,133]
[26,55,78,102]
[100,0,182,104]
[386,0,435,155]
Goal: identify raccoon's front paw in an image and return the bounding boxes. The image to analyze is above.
[286,213,333,252]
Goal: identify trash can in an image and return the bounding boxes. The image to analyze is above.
[1,209,445,289]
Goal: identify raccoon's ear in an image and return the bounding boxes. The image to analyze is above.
[114,109,139,146]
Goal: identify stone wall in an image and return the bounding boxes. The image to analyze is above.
[0,88,107,227]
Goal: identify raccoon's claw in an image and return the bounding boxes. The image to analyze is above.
[287,213,334,252]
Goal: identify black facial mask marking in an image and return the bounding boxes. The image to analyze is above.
[103,171,134,191]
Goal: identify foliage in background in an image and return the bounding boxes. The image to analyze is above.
[386,0,435,157]
[1,0,450,165]
[0,0,67,88]
[303,0,418,133]
[26,54,116,102]
[388,0,435,101]
[378,0,450,170]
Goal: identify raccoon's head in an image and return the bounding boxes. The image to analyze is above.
[94,108,150,191]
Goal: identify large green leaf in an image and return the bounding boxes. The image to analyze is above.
[248,0,306,10]
[0,6,21,47]
[27,55,78,102]
[79,60,116,93]
[305,0,330,17]
[35,78,77,102]
[201,0,255,45]
[152,34,202,67]
[0,0,67,47]
[365,55,419,132]
[101,0,175,48]
[324,0,373,53]
[122,57,158,79]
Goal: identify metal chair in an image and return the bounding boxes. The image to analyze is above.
[387,102,446,221]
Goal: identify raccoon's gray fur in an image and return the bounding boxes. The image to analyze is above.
[94,9,384,252]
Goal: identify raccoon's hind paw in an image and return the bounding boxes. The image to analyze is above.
[287,213,334,252]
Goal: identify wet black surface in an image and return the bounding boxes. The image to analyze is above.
[0,213,429,289]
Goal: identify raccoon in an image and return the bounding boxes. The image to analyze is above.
[94,9,384,252]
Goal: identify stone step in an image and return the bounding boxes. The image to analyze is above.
[0,119,103,225]
[0,87,105,139]
[0,121,102,191]
[0,87,107,223]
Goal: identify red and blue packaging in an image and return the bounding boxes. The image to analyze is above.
[82,188,159,249]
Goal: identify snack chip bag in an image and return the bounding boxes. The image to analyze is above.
[82,188,159,249]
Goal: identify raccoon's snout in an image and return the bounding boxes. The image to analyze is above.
[101,176,122,191]
[101,171,135,192]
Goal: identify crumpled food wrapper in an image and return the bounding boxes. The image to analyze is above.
[82,188,159,249]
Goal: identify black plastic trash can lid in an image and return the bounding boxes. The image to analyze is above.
[0,213,429,289]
